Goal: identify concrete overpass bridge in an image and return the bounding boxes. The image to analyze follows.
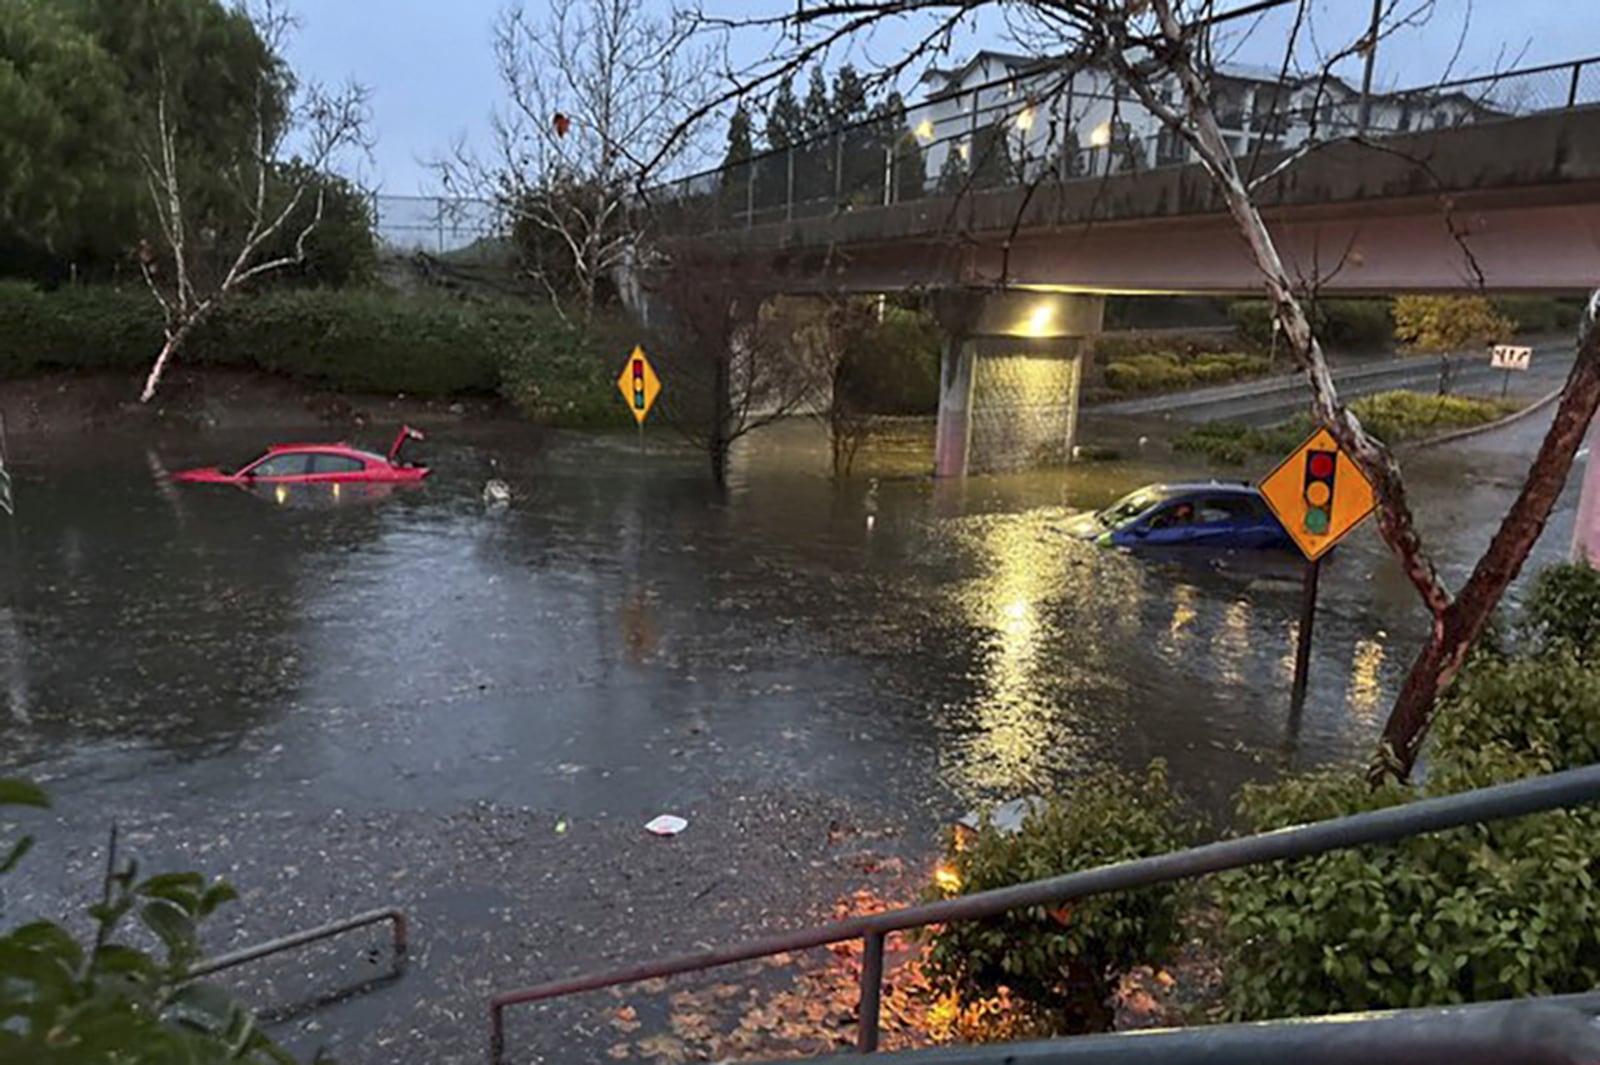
[644,56,1600,476]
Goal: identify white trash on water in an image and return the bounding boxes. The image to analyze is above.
[644,814,688,836]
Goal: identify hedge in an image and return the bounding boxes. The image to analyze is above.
[1228,299,1393,351]
[0,283,622,416]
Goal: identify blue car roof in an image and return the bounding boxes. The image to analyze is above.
[1149,482,1262,498]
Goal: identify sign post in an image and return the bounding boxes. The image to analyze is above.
[1490,344,1533,398]
[616,346,662,448]
[1259,428,1379,712]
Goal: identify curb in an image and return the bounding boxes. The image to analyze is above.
[1403,387,1564,452]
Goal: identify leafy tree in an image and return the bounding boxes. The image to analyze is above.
[255,164,377,288]
[722,104,755,169]
[1393,295,1515,394]
[937,147,969,196]
[0,0,134,268]
[764,75,804,150]
[831,65,870,125]
[801,63,830,142]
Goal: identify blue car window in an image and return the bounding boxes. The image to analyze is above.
[1196,496,1256,524]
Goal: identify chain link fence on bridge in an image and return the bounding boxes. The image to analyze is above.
[371,195,503,257]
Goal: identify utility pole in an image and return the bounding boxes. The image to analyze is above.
[1357,0,1382,133]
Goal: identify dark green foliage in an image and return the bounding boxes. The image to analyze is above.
[722,105,754,169]
[837,306,941,414]
[253,165,377,289]
[764,76,804,150]
[923,762,1187,1033]
[1171,420,1304,465]
[0,280,161,375]
[1517,563,1600,663]
[1221,568,1600,1020]
[1491,298,1585,335]
[0,781,295,1063]
[1229,299,1393,351]
[0,0,133,260]
[496,310,624,427]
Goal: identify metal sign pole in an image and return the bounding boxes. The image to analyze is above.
[1502,367,1512,398]
[1290,555,1322,712]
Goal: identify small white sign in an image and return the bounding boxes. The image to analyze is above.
[1491,345,1533,371]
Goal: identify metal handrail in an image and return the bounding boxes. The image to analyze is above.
[646,52,1600,200]
[488,763,1600,1063]
[762,993,1600,1065]
[190,906,408,979]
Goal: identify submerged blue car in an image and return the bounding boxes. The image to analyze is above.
[1064,482,1294,550]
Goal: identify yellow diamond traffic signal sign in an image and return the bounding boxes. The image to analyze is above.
[616,346,661,425]
[1259,427,1377,561]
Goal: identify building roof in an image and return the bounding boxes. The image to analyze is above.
[921,50,1044,90]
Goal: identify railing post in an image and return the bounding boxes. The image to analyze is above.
[834,132,844,205]
[785,147,795,223]
[1569,61,1584,108]
[857,932,885,1053]
[882,145,894,205]
[745,161,755,229]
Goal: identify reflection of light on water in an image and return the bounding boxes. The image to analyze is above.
[1347,638,1386,722]
[1163,584,1197,656]
[948,513,1114,795]
[1280,621,1299,685]
[1211,599,1252,686]
[274,485,289,506]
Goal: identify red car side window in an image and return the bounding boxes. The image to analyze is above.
[247,453,314,478]
[311,454,365,475]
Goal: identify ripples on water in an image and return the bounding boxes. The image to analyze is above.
[6,416,1554,821]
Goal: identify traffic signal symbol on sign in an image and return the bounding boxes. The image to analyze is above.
[1302,449,1336,535]
[1258,428,1378,561]
[616,347,661,424]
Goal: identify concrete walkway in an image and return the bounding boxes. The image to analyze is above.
[1089,338,1574,426]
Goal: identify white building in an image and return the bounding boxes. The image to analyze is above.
[909,51,1504,191]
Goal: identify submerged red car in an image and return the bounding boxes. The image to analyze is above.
[174,427,429,485]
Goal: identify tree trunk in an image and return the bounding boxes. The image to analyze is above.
[1371,301,1600,782]
[139,319,197,404]
[710,349,731,487]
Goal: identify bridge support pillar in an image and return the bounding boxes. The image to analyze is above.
[933,290,1103,478]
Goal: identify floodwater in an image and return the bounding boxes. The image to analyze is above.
[0,410,1586,1060]
[0,412,1584,820]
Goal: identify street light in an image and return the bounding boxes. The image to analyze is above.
[1089,121,1113,148]
[1014,106,1035,132]
[914,118,935,143]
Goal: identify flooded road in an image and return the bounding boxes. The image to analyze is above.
[0,409,1585,1060]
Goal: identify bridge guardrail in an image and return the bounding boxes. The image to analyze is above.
[643,54,1600,240]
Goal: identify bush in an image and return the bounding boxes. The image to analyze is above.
[839,306,941,415]
[1393,295,1515,353]
[0,283,626,422]
[1350,391,1518,443]
[0,281,161,376]
[1174,391,1516,464]
[1517,562,1600,664]
[1092,331,1234,361]
[496,312,622,427]
[1228,299,1393,351]
[1493,298,1584,336]
[923,762,1188,1033]
[1099,351,1269,395]
[1221,567,1600,1020]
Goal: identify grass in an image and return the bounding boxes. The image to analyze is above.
[1174,391,1523,465]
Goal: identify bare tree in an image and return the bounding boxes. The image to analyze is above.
[135,4,370,403]
[441,0,710,315]
[647,244,816,485]
[776,295,881,478]
[669,0,1600,781]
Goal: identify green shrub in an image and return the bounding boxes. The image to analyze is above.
[496,312,621,427]
[839,306,941,414]
[0,281,160,377]
[1172,419,1306,464]
[1517,563,1600,662]
[923,762,1188,1033]
[1221,568,1600,1020]
[1228,299,1392,351]
[1092,331,1233,361]
[1493,298,1584,335]
[1350,391,1518,442]
[1103,353,1192,394]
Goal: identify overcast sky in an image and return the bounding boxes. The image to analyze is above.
[283,0,1597,194]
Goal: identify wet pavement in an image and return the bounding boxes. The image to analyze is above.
[0,409,1586,1061]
